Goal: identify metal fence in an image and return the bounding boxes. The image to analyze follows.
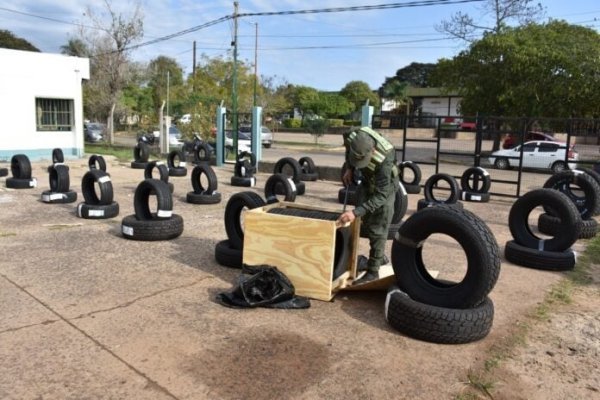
[372,115,600,198]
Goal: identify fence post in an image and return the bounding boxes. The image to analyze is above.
[216,106,227,166]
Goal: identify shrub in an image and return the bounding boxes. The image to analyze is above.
[327,119,344,127]
[344,120,361,126]
[283,118,302,128]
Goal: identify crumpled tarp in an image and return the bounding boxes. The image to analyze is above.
[216,264,311,309]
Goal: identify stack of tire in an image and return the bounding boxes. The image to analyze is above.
[298,156,318,181]
[6,154,37,189]
[538,169,600,239]
[264,173,297,204]
[273,157,305,195]
[77,170,119,219]
[186,164,221,204]
[42,149,77,203]
[144,161,174,193]
[231,152,257,187]
[121,179,183,241]
[386,205,501,343]
[167,149,188,177]
[337,162,360,206]
[505,188,582,271]
[131,142,150,169]
[460,166,491,202]
[359,184,408,240]
[215,191,266,268]
[398,161,421,194]
[417,173,463,210]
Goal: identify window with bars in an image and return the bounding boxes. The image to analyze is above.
[36,98,74,131]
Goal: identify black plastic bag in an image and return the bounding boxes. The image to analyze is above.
[216,264,310,309]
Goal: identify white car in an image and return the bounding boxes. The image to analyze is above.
[488,140,578,173]
[225,130,251,154]
[239,125,273,148]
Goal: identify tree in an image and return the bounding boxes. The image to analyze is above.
[379,62,436,93]
[60,38,89,57]
[292,85,320,117]
[432,21,600,118]
[314,93,354,119]
[437,0,545,42]
[380,80,410,114]
[339,81,380,113]
[0,30,39,52]
[147,56,184,115]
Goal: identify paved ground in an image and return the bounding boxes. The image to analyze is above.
[0,144,591,399]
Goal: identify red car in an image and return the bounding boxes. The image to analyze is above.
[502,131,556,149]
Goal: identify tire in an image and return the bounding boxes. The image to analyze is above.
[460,190,491,203]
[0,168,8,177]
[186,191,222,204]
[130,161,148,169]
[52,148,64,164]
[144,161,170,182]
[48,164,70,193]
[6,177,37,189]
[537,213,597,239]
[391,185,409,224]
[398,161,421,186]
[338,186,357,207]
[81,170,114,205]
[77,202,120,219]
[121,214,183,241]
[423,173,460,204]
[191,164,218,194]
[391,205,501,308]
[11,154,32,179]
[193,142,213,163]
[385,286,494,344]
[460,167,491,193]
[509,188,581,252]
[404,184,421,194]
[215,239,243,269]
[133,179,173,220]
[234,159,255,178]
[551,161,567,174]
[494,157,509,170]
[41,190,77,204]
[237,151,257,168]
[88,155,107,172]
[230,175,256,187]
[504,240,576,271]
[543,170,600,219]
[417,198,464,211]
[224,191,266,250]
[167,150,188,177]
[274,157,301,183]
[134,142,150,162]
[299,156,318,181]
[265,173,297,203]
[578,167,600,189]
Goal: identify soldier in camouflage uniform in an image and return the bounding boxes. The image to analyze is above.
[337,127,399,284]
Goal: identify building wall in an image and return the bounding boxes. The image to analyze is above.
[421,96,461,116]
[0,49,90,162]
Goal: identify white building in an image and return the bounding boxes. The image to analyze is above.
[0,48,90,162]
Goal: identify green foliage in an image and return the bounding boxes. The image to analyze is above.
[0,30,39,52]
[344,120,361,126]
[303,118,329,141]
[339,80,380,110]
[433,21,600,118]
[148,56,184,114]
[283,119,302,128]
[314,93,354,118]
[60,38,89,57]
[378,62,436,95]
[327,119,344,127]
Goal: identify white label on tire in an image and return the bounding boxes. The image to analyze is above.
[212,190,218,195]
[122,225,134,236]
[179,162,186,167]
[573,169,583,175]
[98,176,111,183]
[156,161,164,165]
[461,191,467,201]
[471,194,481,201]
[42,194,50,202]
[288,178,297,192]
[481,169,490,176]
[50,193,63,200]
[241,166,246,176]
[54,162,64,166]
[89,209,105,217]
[77,203,83,217]
[157,210,172,218]
[538,240,545,251]
[30,179,37,187]
[399,184,407,196]
[250,177,256,187]
[384,288,401,322]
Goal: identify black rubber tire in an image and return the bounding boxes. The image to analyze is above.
[460,190,491,203]
[186,191,222,204]
[265,173,297,203]
[299,156,318,181]
[391,185,409,224]
[81,170,114,205]
[0,168,8,177]
[134,142,150,163]
[423,173,460,204]
[133,179,173,220]
[385,286,494,344]
[230,175,256,187]
[193,143,213,163]
[504,240,576,271]
[460,167,491,193]
[144,161,170,182]
[399,161,421,186]
[537,213,598,239]
[215,239,243,268]
[88,155,107,172]
[391,205,500,309]
[234,159,255,178]
[167,150,188,176]
[578,167,600,190]
[224,191,266,250]
[274,157,301,183]
[191,164,218,194]
[417,198,464,210]
[169,166,188,177]
[404,184,421,194]
[337,186,358,206]
[543,170,600,219]
[274,180,305,196]
[48,164,70,193]
[121,214,183,241]
[509,188,581,252]
[237,151,257,167]
[6,177,37,189]
[52,148,64,164]
[41,190,77,204]
[77,202,120,219]
[11,154,32,179]
[130,161,148,169]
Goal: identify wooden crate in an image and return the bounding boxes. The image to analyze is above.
[243,201,361,301]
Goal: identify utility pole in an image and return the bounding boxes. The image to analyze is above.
[253,22,258,107]
[192,40,196,90]
[232,1,239,153]
[166,70,170,118]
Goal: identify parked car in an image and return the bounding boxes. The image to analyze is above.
[488,140,578,173]
[168,125,183,147]
[239,125,273,148]
[84,122,105,143]
[502,131,556,149]
[225,130,252,154]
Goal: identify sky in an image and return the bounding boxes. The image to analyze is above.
[1,0,600,91]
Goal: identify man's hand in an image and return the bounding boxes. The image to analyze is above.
[337,210,356,225]
[342,168,353,187]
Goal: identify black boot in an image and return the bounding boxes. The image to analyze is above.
[354,270,379,285]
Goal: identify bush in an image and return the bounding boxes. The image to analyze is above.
[283,118,302,128]
[303,119,330,142]
[344,120,361,126]
[327,119,344,127]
